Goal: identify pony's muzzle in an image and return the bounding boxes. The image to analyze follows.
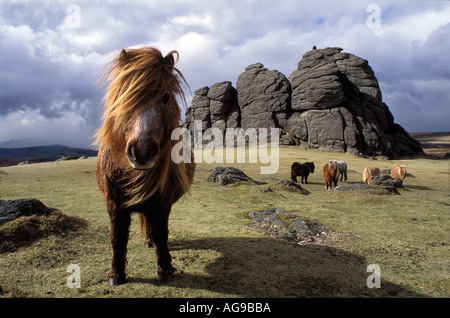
[126,142,159,170]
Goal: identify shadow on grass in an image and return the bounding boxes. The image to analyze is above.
[404,185,434,191]
[183,237,426,297]
[130,236,426,298]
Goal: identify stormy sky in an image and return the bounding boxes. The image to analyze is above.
[0,0,449,148]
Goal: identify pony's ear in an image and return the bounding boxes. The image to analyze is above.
[119,49,129,63]
[162,92,170,105]
[163,51,179,68]
[163,54,175,68]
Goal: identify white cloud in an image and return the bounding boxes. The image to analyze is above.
[168,13,215,31]
[374,5,450,45]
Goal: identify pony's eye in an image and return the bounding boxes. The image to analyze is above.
[162,93,170,105]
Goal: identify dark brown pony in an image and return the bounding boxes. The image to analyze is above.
[95,47,195,286]
[291,161,315,184]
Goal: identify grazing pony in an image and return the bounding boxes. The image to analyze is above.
[291,161,315,184]
[363,167,380,185]
[390,165,407,182]
[335,160,348,182]
[322,160,339,190]
[95,47,195,286]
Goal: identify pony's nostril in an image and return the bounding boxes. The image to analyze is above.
[147,144,159,160]
[126,143,136,161]
[126,141,159,169]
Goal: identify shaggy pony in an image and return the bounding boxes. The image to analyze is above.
[291,161,315,184]
[95,47,195,285]
[322,160,339,190]
[363,167,380,185]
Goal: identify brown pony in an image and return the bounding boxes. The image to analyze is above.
[95,47,195,286]
[322,160,339,190]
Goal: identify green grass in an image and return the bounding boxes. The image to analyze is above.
[0,146,448,298]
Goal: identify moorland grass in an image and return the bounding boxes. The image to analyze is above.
[0,146,448,298]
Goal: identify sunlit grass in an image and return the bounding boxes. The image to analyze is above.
[0,146,448,297]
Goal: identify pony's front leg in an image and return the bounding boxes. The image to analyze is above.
[333,177,339,189]
[108,209,131,286]
[144,208,175,283]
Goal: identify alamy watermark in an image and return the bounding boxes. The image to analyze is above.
[66,264,81,288]
[366,4,381,29]
[366,264,381,288]
[64,3,81,29]
[171,120,280,174]
[20,1,82,29]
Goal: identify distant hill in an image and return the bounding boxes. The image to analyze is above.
[0,138,48,148]
[0,144,98,163]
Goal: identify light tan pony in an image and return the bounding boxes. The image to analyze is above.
[363,167,380,185]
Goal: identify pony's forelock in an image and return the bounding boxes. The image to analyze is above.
[95,47,188,150]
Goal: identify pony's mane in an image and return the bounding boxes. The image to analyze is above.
[95,47,191,207]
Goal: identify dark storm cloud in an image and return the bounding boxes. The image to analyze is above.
[0,0,449,147]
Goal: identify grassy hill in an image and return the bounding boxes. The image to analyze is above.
[411,132,450,158]
[0,145,448,298]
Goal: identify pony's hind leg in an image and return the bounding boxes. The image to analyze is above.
[145,232,154,248]
[108,210,131,286]
[140,213,154,248]
[291,172,297,182]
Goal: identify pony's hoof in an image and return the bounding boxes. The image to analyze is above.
[158,266,175,284]
[108,274,127,286]
[109,278,125,286]
[158,272,173,284]
[145,242,153,248]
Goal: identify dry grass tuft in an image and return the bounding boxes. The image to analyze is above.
[0,210,88,253]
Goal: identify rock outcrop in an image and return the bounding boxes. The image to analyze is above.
[183,82,239,140]
[182,47,423,158]
[0,198,57,225]
[207,166,267,186]
[247,208,336,245]
[334,183,400,195]
[237,63,291,131]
